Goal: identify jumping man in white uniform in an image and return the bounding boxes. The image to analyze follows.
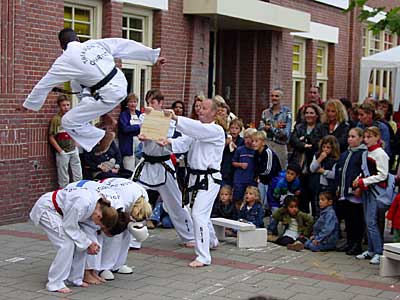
[23,28,165,152]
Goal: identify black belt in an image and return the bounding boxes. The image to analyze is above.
[182,168,222,208]
[89,67,118,93]
[132,154,176,187]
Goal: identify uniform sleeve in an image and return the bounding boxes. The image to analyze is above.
[176,116,225,142]
[62,204,92,251]
[23,56,75,111]
[94,38,160,64]
[170,134,193,154]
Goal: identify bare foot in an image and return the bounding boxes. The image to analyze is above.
[93,272,106,283]
[56,287,72,293]
[182,242,195,248]
[188,260,206,268]
[80,282,89,288]
[83,270,101,285]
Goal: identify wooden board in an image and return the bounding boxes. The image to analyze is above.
[140,110,171,140]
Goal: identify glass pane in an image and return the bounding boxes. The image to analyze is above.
[123,16,127,28]
[129,31,142,42]
[122,30,128,39]
[293,54,299,63]
[75,23,90,36]
[64,7,72,20]
[292,63,299,72]
[75,8,90,22]
[317,57,322,65]
[122,69,134,94]
[317,48,323,56]
[293,45,300,53]
[129,17,143,30]
[317,66,322,74]
[64,21,72,29]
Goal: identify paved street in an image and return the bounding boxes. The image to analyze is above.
[0,222,399,300]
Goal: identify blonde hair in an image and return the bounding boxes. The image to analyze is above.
[364,126,381,139]
[325,99,348,123]
[240,186,262,209]
[213,95,226,104]
[243,128,257,138]
[349,127,363,138]
[130,196,152,222]
[251,130,267,141]
[219,185,233,197]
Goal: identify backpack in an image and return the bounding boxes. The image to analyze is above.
[361,151,396,206]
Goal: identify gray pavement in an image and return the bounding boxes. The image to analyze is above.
[0,221,399,300]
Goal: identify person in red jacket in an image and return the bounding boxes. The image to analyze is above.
[386,193,400,242]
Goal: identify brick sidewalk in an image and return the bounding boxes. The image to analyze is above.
[0,222,399,300]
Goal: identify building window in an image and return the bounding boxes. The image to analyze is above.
[362,28,397,57]
[292,39,306,115]
[316,42,328,101]
[64,1,102,104]
[122,15,145,43]
[121,6,154,107]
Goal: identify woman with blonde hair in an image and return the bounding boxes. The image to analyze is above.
[320,99,350,153]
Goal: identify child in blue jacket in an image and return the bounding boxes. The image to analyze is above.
[305,191,338,252]
[238,186,265,228]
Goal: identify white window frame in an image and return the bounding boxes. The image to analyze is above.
[316,42,328,101]
[292,38,306,115]
[362,27,398,57]
[122,5,154,108]
[64,0,102,40]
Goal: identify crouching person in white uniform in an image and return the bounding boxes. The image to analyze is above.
[163,98,225,267]
[99,177,152,280]
[29,187,118,293]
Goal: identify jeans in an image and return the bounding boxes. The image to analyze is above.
[258,182,269,210]
[305,239,336,252]
[363,191,383,255]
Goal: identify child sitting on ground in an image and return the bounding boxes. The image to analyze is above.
[238,186,265,228]
[273,163,302,207]
[271,195,314,251]
[305,191,339,252]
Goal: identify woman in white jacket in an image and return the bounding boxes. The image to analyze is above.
[30,186,118,293]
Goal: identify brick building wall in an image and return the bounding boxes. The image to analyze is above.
[1,0,399,225]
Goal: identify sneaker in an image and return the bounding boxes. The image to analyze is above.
[99,270,114,281]
[287,241,304,252]
[355,250,373,260]
[114,265,133,274]
[369,254,381,265]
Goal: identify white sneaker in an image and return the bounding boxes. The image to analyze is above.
[369,254,381,265]
[356,250,373,260]
[99,270,114,281]
[115,265,133,274]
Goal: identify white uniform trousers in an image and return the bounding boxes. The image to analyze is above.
[101,230,131,271]
[191,177,220,265]
[61,70,127,152]
[80,223,102,272]
[143,172,194,243]
[39,211,82,291]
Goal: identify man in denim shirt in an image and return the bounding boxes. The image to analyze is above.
[259,88,292,168]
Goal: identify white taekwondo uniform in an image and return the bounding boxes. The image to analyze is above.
[99,177,149,269]
[66,180,124,275]
[170,117,225,265]
[23,38,160,152]
[29,187,102,291]
[133,118,194,244]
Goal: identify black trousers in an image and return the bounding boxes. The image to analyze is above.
[340,200,364,244]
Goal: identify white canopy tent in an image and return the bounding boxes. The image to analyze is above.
[359,45,400,111]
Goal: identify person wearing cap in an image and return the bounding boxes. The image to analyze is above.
[29,186,118,293]
[22,28,165,154]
